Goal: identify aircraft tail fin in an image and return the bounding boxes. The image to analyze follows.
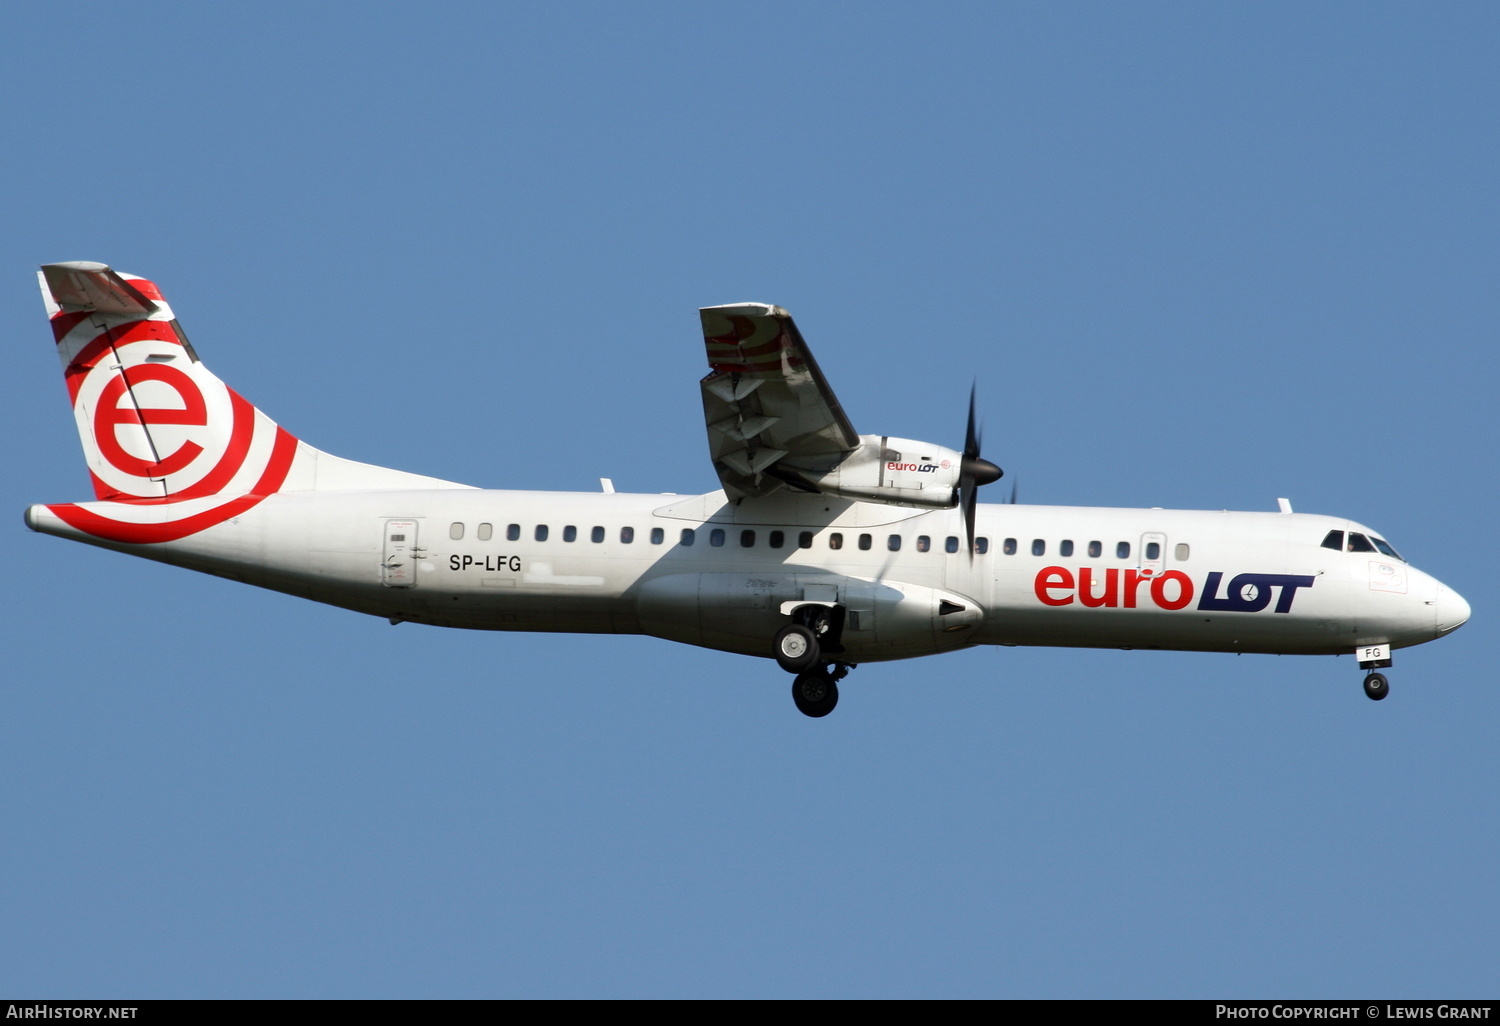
[38,261,468,509]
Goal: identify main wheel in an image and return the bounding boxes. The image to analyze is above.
[1363,672,1390,701]
[774,623,820,673]
[792,672,839,718]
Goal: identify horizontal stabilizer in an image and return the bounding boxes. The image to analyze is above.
[40,262,159,317]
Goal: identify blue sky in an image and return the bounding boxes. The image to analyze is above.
[2,2,1495,998]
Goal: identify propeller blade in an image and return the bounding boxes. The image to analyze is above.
[963,476,979,559]
[964,383,980,460]
[956,384,1002,560]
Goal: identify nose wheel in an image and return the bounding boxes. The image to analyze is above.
[1356,645,1393,702]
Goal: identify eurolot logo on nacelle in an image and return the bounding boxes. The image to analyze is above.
[1033,567,1317,613]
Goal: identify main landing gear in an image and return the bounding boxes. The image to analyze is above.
[1363,672,1390,701]
[775,605,855,717]
[792,663,851,718]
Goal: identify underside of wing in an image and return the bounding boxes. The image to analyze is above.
[699,304,859,500]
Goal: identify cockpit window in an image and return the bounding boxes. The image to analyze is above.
[1371,537,1404,561]
[1321,530,1344,551]
[1347,532,1375,553]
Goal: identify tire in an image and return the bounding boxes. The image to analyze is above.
[792,672,839,718]
[1363,672,1389,701]
[774,623,820,674]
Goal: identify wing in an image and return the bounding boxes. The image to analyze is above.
[699,304,860,500]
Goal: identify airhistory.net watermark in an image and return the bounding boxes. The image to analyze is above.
[5,1007,137,1019]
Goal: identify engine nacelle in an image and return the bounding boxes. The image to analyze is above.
[802,434,963,509]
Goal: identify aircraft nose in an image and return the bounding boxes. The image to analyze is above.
[1435,583,1471,635]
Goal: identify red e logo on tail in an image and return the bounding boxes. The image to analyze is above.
[92,365,208,478]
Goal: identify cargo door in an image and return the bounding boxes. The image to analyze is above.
[382,519,420,588]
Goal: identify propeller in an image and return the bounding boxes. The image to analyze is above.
[958,384,1003,557]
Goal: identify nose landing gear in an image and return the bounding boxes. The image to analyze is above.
[1357,644,1393,701]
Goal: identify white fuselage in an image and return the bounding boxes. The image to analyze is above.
[26,488,1467,665]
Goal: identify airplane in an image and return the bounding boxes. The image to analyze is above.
[25,262,1470,717]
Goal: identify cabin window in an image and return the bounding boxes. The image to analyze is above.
[1088,540,1102,558]
[1116,541,1130,559]
[535,525,548,542]
[888,535,902,552]
[621,526,635,543]
[1372,537,1403,560]
[710,528,726,547]
[1145,541,1161,560]
[1002,538,1017,555]
[1321,530,1344,551]
[477,523,493,541]
[390,534,405,542]
[798,531,814,549]
[858,534,873,551]
[650,527,664,545]
[562,525,577,542]
[976,537,990,555]
[507,524,520,541]
[449,522,464,540]
[741,530,756,548]
[829,533,844,550]
[1032,539,1045,556]
[945,536,960,554]
[591,526,605,543]
[1060,539,1074,557]
[1347,532,1375,553]
[769,530,784,549]
[917,535,931,552]
[680,528,695,546]
[1175,543,1190,561]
